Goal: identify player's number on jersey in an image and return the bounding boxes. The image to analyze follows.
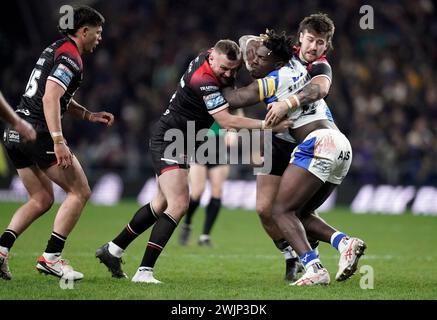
[24,68,42,98]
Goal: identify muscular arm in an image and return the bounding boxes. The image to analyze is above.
[222,81,261,109]
[212,107,291,132]
[295,76,331,106]
[67,99,92,120]
[67,99,114,126]
[265,76,331,126]
[0,91,19,125]
[213,107,263,130]
[43,81,66,135]
[0,91,36,141]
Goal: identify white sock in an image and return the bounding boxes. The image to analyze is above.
[283,246,298,260]
[304,258,321,270]
[0,246,9,255]
[108,241,124,258]
[199,234,209,241]
[43,252,61,261]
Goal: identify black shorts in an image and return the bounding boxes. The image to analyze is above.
[3,127,57,170]
[267,135,296,176]
[149,118,190,176]
[197,134,228,169]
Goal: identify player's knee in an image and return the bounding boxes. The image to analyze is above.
[152,198,167,215]
[76,184,91,203]
[33,192,54,213]
[256,202,272,219]
[271,202,298,219]
[210,187,223,199]
[190,192,202,202]
[168,196,189,217]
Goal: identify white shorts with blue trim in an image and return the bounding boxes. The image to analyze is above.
[290,128,352,185]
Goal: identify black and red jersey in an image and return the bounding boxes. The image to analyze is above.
[17,37,83,131]
[162,50,229,132]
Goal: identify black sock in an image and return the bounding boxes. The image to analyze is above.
[202,197,221,235]
[140,213,178,268]
[184,198,200,225]
[273,238,290,252]
[113,203,158,250]
[0,229,18,250]
[45,231,66,254]
[310,240,320,250]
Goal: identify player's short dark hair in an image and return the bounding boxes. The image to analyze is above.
[214,39,241,61]
[58,5,105,36]
[263,29,294,63]
[297,13,335,52]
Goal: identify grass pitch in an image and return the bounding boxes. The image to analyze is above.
[0,201,436,300]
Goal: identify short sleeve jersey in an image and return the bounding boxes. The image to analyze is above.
[17,37,83,131]
[164,50,229,133]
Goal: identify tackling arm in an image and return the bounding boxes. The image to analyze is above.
[265,76,331,126]
[222,81,261,109]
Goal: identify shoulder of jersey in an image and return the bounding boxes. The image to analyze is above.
[311,55,330,66]
[54,39,83,70]
[190,55,218,86]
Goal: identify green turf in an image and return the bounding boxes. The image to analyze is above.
[0,201,436,300]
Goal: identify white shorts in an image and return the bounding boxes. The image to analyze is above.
[290,129,352,184]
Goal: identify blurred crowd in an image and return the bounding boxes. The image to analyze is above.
[1,0,436,185]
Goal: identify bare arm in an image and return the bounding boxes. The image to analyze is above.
[67,99,114,126]
[212,107,290,132]
[222,81,261,109]
[265,77,331,126]
[0,91,36,141]
[295,76,331,106]
[42,81,72,168]
[0,91,19,125]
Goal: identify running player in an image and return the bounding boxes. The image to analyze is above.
[0,6,113,281]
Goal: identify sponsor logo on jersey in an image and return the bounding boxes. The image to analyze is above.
[4,130,20,144]
[60,56,80,71]
[203,92,225,110]
[53,64,74,87]
[200,85,219,92]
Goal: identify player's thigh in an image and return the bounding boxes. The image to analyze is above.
[17,166,54,201]
[207,165,229,197]
[189,164,207,198]
[275,164,324,214]
[256,174,281,215]
[158,168,190,210]
[44,156,90,195]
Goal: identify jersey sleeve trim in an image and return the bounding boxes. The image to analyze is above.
[310,74,332,84]
[208,103,229,115]
[257,76,277,101]
[47,76,67,91]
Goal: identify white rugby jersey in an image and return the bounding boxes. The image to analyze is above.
[257,51,334,142]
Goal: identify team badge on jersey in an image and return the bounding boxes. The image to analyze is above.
[53,64,74,87]
[203,92,226,110]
